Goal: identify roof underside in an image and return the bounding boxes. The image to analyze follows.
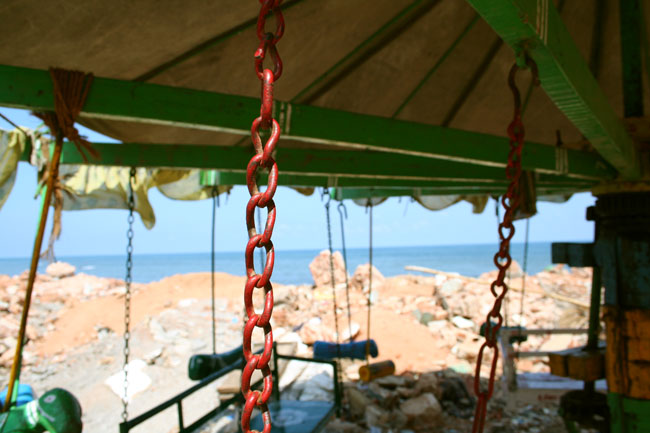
[0,0,648,194]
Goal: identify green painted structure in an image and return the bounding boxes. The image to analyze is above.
[1,0,649,431]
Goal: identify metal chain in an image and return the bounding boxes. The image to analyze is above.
[517,217,530,344]
[324,191,343,401]
[365,203,373,365]
[122,167,136,423]
[471,59,538,433]
[337,202,353,343]
[257,206,265,271]
[211,187,219,355]
[241,2,285,431]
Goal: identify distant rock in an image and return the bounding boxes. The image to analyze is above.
[509,260,524,278]
[350,264,384,291]
[46,262,76,279]
[309,250,347,287]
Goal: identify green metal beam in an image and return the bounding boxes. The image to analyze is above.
[466,0,640,178]
[0,64,614,181]
[18,140,595,190]
[334,185,590,200]
[619,0,644,117]
[200,170,592,189]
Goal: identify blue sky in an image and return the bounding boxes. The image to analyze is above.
[0,107,595,258]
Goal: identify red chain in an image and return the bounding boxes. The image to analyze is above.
[241,2,284,432]
[471,59,537,433]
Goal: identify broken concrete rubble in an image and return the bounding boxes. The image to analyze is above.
[0,259,592,433]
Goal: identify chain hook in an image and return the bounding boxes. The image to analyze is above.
[337,201,347,220]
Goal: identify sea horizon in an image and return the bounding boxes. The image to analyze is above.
[0,242,566,286]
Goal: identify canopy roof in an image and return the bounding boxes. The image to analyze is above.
[0,0,647,197]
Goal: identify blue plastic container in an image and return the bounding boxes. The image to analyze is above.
[0,384,35,407]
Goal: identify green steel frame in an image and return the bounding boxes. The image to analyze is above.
[466,0,640,178]
[334,185,589,200]
[1,64,613,183]
[18,140,595,191]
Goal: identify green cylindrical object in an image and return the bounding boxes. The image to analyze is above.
[0,388,82,433]
[358,360,395,382]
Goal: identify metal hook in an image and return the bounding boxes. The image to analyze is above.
[337,201,347,219]
[211,186,220,207]
[321,187,332,206]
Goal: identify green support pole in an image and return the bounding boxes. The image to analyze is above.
[608,394,650,433]
[465,0,640,178]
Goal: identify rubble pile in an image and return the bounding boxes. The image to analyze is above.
[0,263,139,367]
[0,256,593,432]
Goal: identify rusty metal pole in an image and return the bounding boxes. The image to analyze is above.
[2,134,63,412]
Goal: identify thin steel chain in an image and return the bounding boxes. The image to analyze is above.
[471,59,538,433]
[241,1,285,431]
[122,167,136,423]
[517,217,530,344]
[211,187,219,354]
[324,191,343,401]
[365,203,373,364]
[337,202,353,343]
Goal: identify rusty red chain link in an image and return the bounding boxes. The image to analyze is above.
[471,59,538,433]
[241,1,284,432]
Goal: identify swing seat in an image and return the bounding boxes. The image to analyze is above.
[119,343,340,433]
[250,400,336,433]
[312,339,378,360]
[188,345,243,380]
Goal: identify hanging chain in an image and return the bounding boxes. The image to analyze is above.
[211,187,219,355]
[241,1,285,432]
[337,202,353,343]
[516,217,530,344]
[471,59,538,433]
[122,167,136,423]
[324,191,343,402]
[365,203,373,365]
[257,206,265,271]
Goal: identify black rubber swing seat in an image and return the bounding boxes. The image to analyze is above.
[250,400,336,433]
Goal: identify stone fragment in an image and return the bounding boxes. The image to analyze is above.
[347,387,370,418]
[324,419,365,433]
[438,278,463,297]
[340,322,360,342]
[298,318,331,345]
[451,315,476,330]
[45,262,76,279]
[374,374,408,389]
[365,404,391,428]
[414,371,440,399]
[309,250,347,287]
[350,264,384,291]
[509,260,524,278]
[400,392,443,430]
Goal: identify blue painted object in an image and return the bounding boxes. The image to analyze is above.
[313,339,378,360]
[0,384,35,407]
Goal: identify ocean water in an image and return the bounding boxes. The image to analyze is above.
[0,243,554,285]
